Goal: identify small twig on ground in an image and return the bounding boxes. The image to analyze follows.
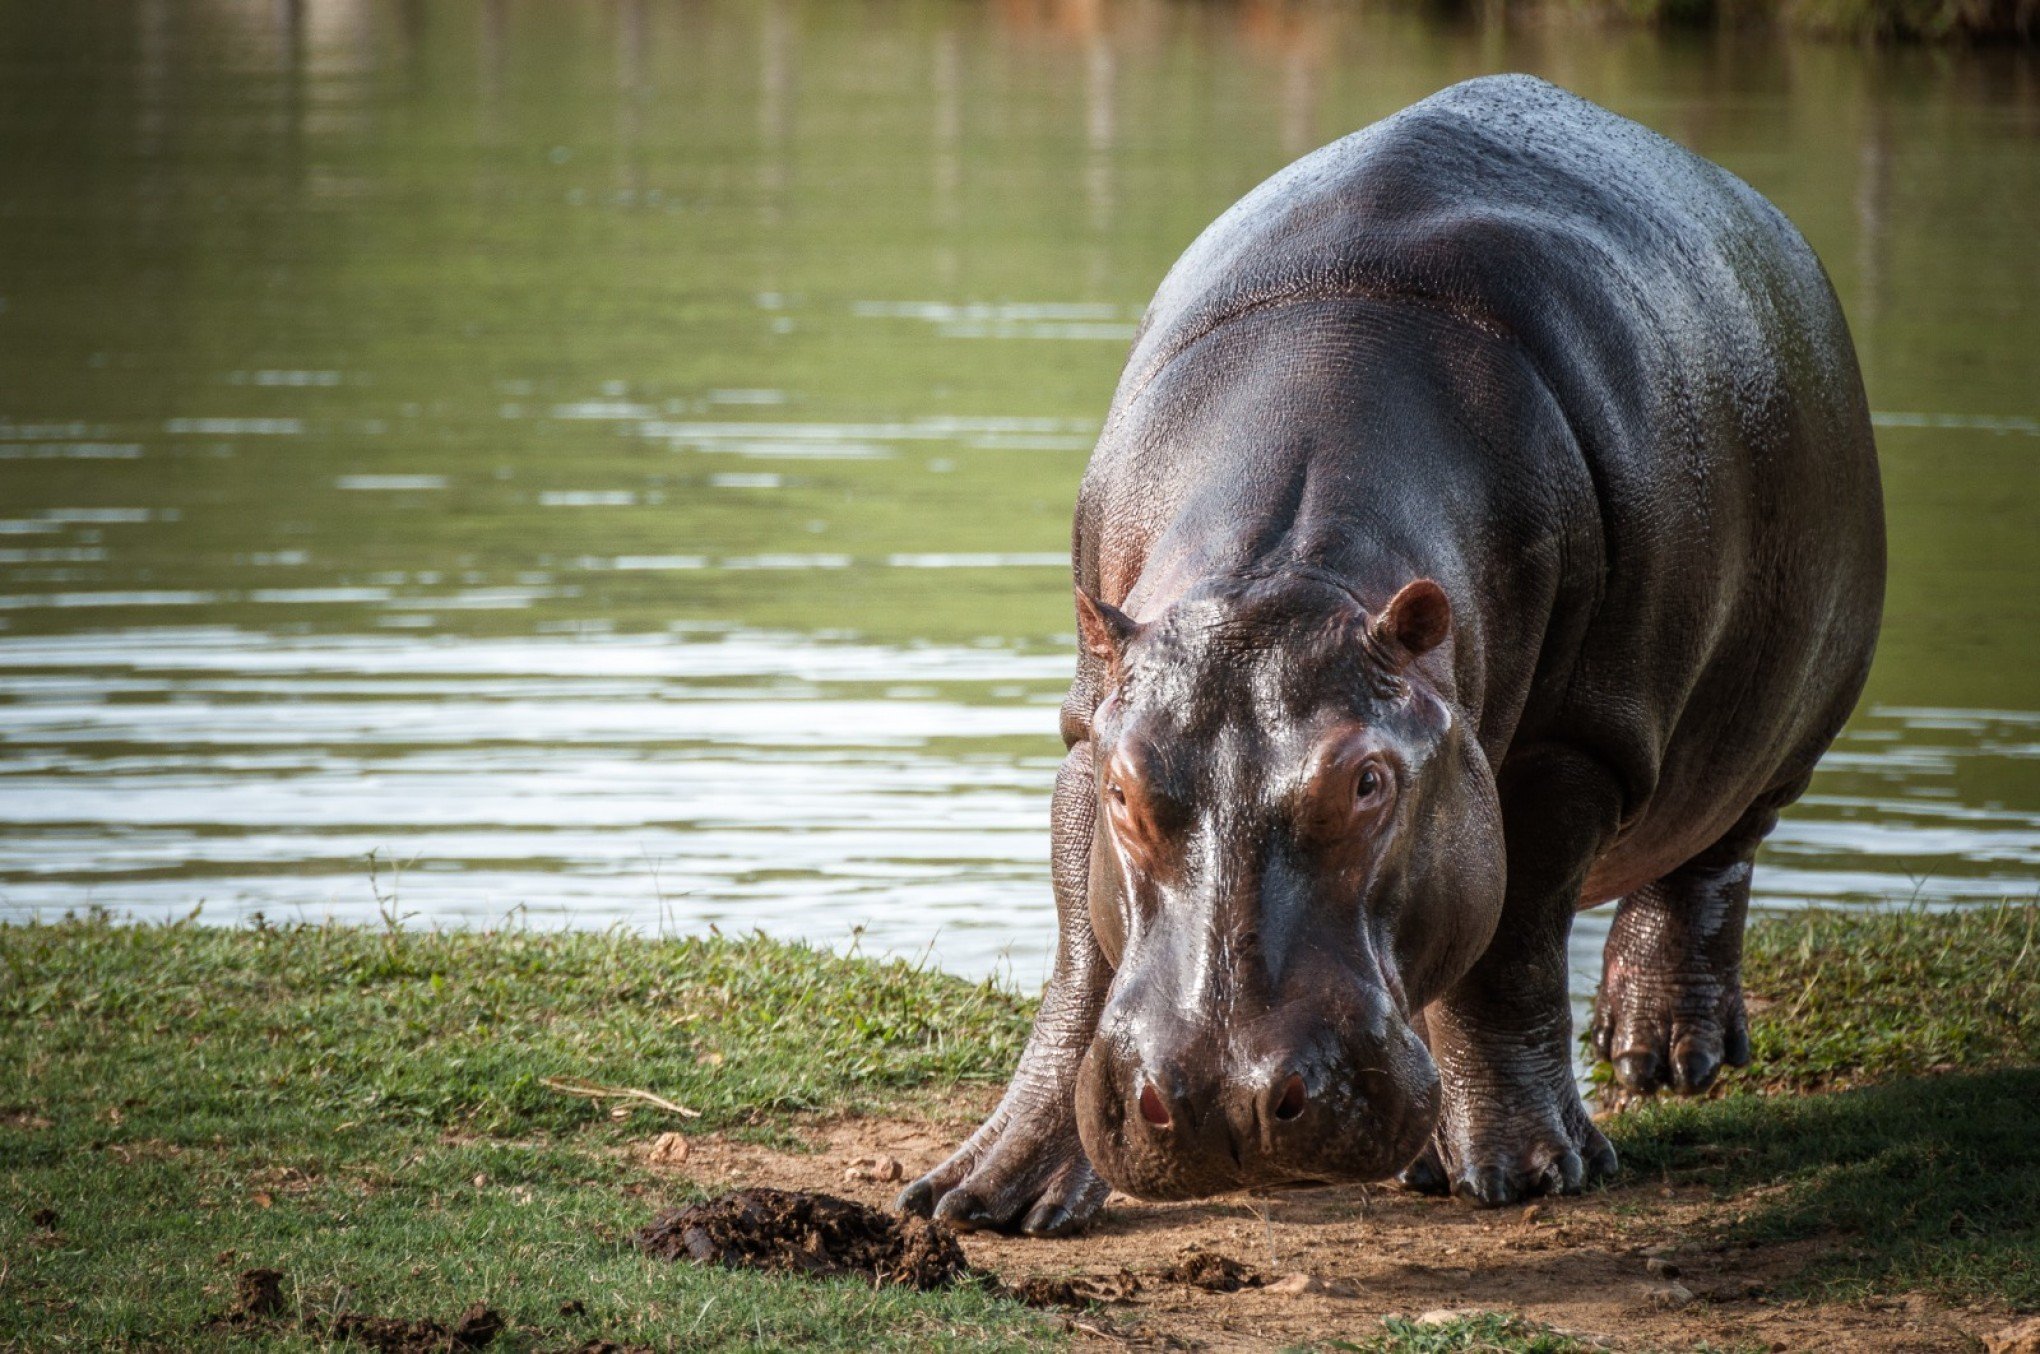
[540,1076,701,1119]
[1067,1317,1133,1344]
[1238,1196,1281,1273]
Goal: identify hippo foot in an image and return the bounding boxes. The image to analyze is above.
[1433,1088,1618,1207]
[896,1096,1109,1237]
[1394,1142,1450,1195]
[1589,960,1750,1097]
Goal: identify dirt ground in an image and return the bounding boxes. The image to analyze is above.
[644,1100,2003,1353]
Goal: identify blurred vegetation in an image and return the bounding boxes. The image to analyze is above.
[1585,0,2038,41]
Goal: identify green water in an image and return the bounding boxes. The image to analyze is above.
[0,1,2034,987]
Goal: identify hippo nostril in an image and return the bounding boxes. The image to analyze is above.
[1273,1073,1308,1122]
[1138,1081,1172,1129]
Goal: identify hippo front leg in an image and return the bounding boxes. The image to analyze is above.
[1411,751,1623,1206]
[896,737,1112,1236]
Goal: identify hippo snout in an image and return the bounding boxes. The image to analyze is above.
[1073,983,1440,1201]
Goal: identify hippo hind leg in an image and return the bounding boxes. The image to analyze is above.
[1588,788,1800,1097]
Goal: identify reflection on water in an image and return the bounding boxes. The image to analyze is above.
[0,625,2032,999]
[0,1,2035,1002]
[0,627,1069,979]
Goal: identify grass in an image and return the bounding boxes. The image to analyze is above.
[1322,1311,1602,1352]
[1735,902,2037,1093]
[0,918,1040,1351]
[0,915,1034,1140]
[2,905,2033,1350]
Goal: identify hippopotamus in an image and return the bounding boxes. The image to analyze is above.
[898,74,1885,1233]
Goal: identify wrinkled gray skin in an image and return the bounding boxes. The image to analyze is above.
[898,75,1884,1234]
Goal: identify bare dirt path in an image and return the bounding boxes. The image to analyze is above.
[646,1103,1995,1352]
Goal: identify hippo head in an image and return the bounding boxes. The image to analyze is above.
[1071,570,1505,1200]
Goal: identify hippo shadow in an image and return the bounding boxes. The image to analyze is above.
[1609,1065,2040,1302]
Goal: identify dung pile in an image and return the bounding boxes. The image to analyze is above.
[634,1187,973,1291]
[326,1304,503,1353]
[1157,1248,1265,1293]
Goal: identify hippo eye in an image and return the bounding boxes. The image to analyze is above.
[1354,765,1382,802]
[1105,781,1127,806]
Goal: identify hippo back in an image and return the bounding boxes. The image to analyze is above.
[1112,76,1865,472]
[1100,75,1884,882]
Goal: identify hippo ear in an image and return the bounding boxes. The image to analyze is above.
[1074,588,1142,670]
[1372,579,1452,661]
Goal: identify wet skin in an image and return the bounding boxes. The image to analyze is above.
[898,75,1884,1233]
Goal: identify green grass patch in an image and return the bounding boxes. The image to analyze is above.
[1321,1310,1600,1351]
[1736,902,2038,1093]
[0,917,1043,1351]
[0,916,1033,1140]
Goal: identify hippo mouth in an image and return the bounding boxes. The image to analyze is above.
[1073,1015,1442,1203]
